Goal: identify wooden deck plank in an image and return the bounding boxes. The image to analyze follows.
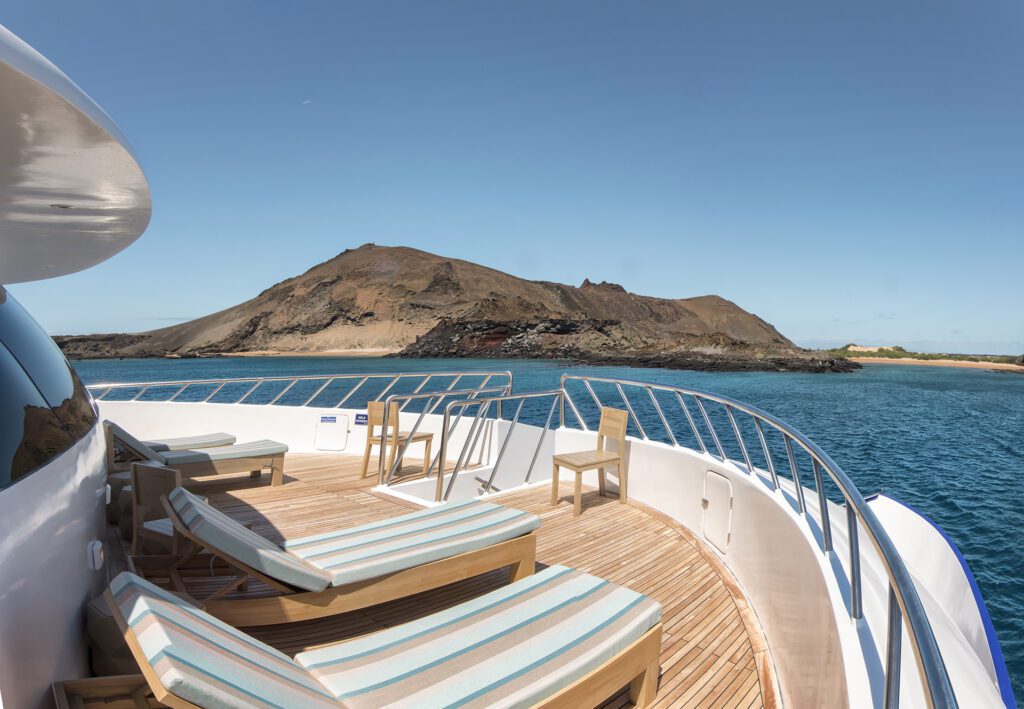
[120,452,776,707]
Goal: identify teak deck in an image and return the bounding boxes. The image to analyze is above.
[114,453,777,708]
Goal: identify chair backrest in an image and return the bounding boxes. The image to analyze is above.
[106,572,337,709]
[105,420,166,468]
[166,487,331,593]
[597,407,629,453]
[366,401,400,443]
[131,462,180,526]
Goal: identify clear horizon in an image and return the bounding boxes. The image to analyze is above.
[4,2,1022,355]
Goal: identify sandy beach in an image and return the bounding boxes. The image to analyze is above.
[228,348,399,358]
[851,357,1024,372]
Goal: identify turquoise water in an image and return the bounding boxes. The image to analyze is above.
[74,356,1024,695]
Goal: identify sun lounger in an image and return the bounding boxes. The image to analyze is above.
[105,420,287,486]
[132,488,540,626]
[144,431,236,452]
[55,567,662,708]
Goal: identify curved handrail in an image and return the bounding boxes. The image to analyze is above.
[559,374,956,708]
[377,385,513,484]
[435,390,563,503]
[85,370,513,407]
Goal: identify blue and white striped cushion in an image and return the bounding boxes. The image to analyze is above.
[284,499,541,586]
[109,572,337,709]
[168,488,331,593]
[295,564,662,708]
[161,439,287,466]
[144,432,236,453]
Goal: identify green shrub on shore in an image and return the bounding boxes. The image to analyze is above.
[827,345,1019,364]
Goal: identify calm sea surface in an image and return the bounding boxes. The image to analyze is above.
[74,356,1024,694]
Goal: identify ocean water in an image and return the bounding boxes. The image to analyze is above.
[74,356,1024,696]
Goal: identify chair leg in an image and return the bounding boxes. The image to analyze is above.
[574,471,583,517]
[359,439,373,479]
[422,439,432,477]
[509,542,536,583]
[597,466,606,497]
[270,459,283,487]
[629,657,660,707]
[550,463,559,506]
[619,464,627,504]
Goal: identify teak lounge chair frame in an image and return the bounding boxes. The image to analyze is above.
[54,607,661,709]
[105,422,285,486]
[128,495,538,627]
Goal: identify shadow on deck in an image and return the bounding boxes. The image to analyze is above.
[123,452,778,708]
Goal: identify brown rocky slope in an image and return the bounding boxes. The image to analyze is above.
[55,244,857,372]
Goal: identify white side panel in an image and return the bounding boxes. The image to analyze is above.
[0,425,107,709]
[702,470,733,553]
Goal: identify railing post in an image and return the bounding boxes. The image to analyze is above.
[784,435,807,514]
[695,398,726,461]
[674,392,708,455]
[302,378,334,406]
[483,398,525,494]
[885,585,903,709]
[524,396,559,484]
[435,409,450,502]
[647,386,678,446]
[563,389,588,430]
[847,503,863,620]
[336,376,368,407]
[583,379,604,415]
[444,403,489,500]
[753,419,780,490]
[614,382,647,439]
[812,458,833,552]
[236,380,263,405]
[725,405,754,474]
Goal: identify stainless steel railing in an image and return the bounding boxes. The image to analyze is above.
[376,385,513,484]
[558,375,955,709]
[85,370,513,409]
[431,390,563,503]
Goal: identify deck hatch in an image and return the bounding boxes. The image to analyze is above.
[702,470,733,553]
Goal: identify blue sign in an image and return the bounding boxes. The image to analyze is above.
[355,413,368,425]
[320,416,337,423]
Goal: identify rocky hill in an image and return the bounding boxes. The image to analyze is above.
[55,244,857,372]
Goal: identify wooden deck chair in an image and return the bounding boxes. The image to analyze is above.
[552,406,629,516]
[130,488,540,626]
[105,421,235,473]
[60,567,662,708]
[105,421,287,486]
[130,463,182,555]
[359,401,433,480]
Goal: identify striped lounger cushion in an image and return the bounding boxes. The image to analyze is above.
[160,439,288,466]
[109,572,337,709]
[144,432,236,452]
[110,566,661,709]
[284,499,541,586]
[296,564,663,708]
[168,487,331,593]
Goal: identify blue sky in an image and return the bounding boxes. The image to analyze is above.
[5,1,1022,354]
